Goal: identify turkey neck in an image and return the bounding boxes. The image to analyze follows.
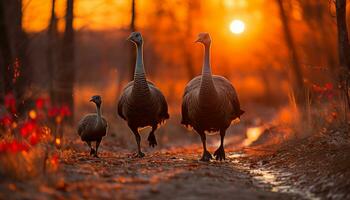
[96,104,102,127]
[199,42,218,105]
[132,42,151,99]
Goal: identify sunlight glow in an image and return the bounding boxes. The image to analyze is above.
[230,19,245,35]
[243,127,263,146]
[55,138,61,146]
[29,110,37,119]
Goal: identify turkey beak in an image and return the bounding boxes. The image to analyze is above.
[127,35,133,41]
[89,98,94,102]
[194,38,200,43]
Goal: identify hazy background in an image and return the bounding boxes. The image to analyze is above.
[21,0,338,113]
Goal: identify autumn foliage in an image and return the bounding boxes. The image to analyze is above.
[0,93,72,179]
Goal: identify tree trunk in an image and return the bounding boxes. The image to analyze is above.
[183,0,197,80]
[129,0,136,81]
[335,0,350,70]
[335,0,350,111]
[5,0,32,116]
[47,0,58,103]
[300,0,337,74]
[0,0,13,104]
[276,0,305,108]
[57,0,75,122]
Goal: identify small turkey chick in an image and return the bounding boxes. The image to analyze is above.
[78,95,108,157]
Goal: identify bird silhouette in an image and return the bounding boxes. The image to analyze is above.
[181,33,244,161]
[118,32,169,157]
[77,95,108,157]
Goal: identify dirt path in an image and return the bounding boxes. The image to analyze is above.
[2,106,347,199]
[0,143,302,200]
[0,109,306,200]
[66,149,301,199]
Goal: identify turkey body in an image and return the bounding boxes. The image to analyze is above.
[181,33,244,161]
[118,80,169,130]
[182,75,242,132]
[77,95,108,157]
[78,114,108,142]
[117,32,169,157]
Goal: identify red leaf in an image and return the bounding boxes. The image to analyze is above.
[0,115,12,127]
[59,105,71,117]
[29,133,40,145]
[7,140,29,153]
[324,83,333,90]
[48,107,59,117]
[4,93,16,113]
[20,121,37,137]
[35,98,45,109]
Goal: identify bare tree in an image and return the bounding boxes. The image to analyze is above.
[3,0,32,115]
[115,0,136,98]
[335,0,350,69]
[297,0,337,73]
[47,0,58,102]
[56,0,75,121]
[335,0,350,109]
[276,0,305,108]
[183,0,200,80]
[0,0,13,104]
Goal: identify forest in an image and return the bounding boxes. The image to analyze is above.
[0,0,350,199]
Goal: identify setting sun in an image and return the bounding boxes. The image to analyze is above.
[230,19,245,35]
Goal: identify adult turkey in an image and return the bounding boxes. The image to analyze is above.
[117,32,169,157]
[181,33,244,161]
[77,95,108,157]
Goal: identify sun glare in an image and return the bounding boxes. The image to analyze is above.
[230,19,245,35]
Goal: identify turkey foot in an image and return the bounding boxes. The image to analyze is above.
[134,151,145,158]
[200,150,212,162]
[90,148,96,156]
[214,146,225,161]
[147,132,157,147]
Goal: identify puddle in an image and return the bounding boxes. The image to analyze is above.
[229,152,320,200]
[228,152,246,159]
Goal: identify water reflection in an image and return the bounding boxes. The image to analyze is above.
[228,152,320,200]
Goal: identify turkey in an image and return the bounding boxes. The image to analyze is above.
[117,32,169,158]
[77,95,108,157]
[181,33,244,161]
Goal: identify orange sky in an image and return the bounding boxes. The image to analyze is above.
[22,0,287,75]
[23,0,298,74]
[22,0,268,33]
[23,0,132,32]
[23,0,330,103]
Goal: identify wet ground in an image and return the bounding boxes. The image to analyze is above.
[239,124,350,200]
